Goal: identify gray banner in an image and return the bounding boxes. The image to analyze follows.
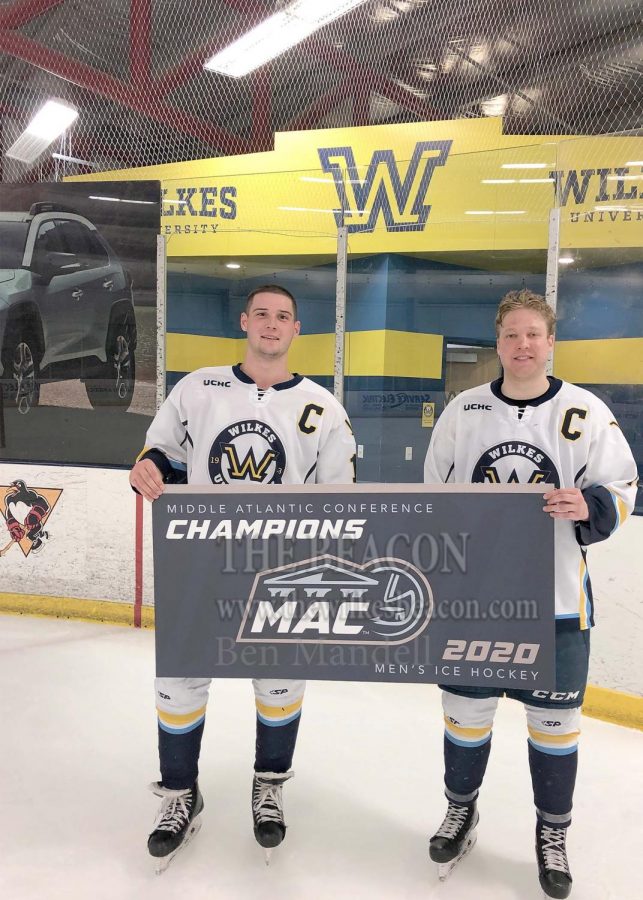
[153,484,555,688]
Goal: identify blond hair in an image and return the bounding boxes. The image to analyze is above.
[495,289,556,337]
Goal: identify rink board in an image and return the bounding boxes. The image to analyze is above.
[152,484,555,688]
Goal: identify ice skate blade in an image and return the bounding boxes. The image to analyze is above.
[436,830,477,882]
[152,816,202,875]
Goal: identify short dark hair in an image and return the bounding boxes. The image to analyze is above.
[245,284,298,319]
[495,289,556,337]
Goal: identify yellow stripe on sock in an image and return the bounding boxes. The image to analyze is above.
[443,716,492,740]
[528,727,580,745]
[255,697,303,719]
[157,704,207,726]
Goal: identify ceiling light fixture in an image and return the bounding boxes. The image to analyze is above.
[5,99,78,164]
[559,256,575,265]
[481,93,508,117]
[226,263,241,269]
[52,152,95,167]
[205,0,368,78]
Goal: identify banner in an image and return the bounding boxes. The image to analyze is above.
[153,484,555,688]
[72,117,642,255]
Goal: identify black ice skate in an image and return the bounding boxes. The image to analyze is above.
[148,781,204,875]
[536,821,572,899]
[429,800,478,881]
[30,530,49,553]
[252,770,294,864]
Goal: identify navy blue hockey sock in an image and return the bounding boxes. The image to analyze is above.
[444,733,491,801]
[529,742,577,826]
[255,715,301,773]
[158,720,205,790]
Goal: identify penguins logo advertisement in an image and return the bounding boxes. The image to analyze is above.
[0,480,62,558]
[208,420,287,484]
[236,554,433,645]
[472,443,560,487]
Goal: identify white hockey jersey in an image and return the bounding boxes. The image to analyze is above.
[424,377,638,628]
[140,364,356,487]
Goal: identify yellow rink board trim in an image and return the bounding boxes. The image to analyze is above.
[167,329,443,379]
[582,685,643,731]
[2,593,642,731]
[0,592,155,628]
[554,338,643,385]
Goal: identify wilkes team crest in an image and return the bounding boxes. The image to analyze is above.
[472,442,560,487]
[0,480,62,558]
[318,140,452,233]
[208,420,287,484]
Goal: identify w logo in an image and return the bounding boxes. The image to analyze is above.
[317,140,452,233]
[224,445,276,481]
[208,420,287,485]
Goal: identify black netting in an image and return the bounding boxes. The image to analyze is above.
[0,0,641,178]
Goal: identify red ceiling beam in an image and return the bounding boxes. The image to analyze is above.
[156,0,269,97]
[352,90,370,127]
[0,100,25,117]
[129,0,152,90]
[0,29,250,154]
[285,82,349,132]
[0,0,64,30]
[251,68,272,150]
[155,40,223,98]
[308,44,441,122]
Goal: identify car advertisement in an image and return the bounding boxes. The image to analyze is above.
[0,181,160,466]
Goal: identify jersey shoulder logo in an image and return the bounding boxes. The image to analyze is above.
[317,140,452,234]
[561,406,588,441]
[203,379,231,387]
[472,442,560,486]
[208,420,286,484]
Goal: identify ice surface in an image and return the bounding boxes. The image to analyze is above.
[1,614,640,900]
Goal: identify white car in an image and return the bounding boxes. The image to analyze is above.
[0,202,137,413]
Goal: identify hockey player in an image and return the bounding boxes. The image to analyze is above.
[3,480,50,553]
[424,289,638,898]
[130,284,356,871]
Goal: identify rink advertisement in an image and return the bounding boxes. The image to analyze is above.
[152,484,555,688]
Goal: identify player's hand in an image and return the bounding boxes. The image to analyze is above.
[129,458,165,502]
[543,488,589,521]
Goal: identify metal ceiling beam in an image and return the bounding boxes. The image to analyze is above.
[308,43,442,122]
[0,0,64,30]
[0,99,24,117]
[155,2,269,99]
[156,41,223,98]
[285,82,349,132]
[0,29,251,154]
[251,68,272,150]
